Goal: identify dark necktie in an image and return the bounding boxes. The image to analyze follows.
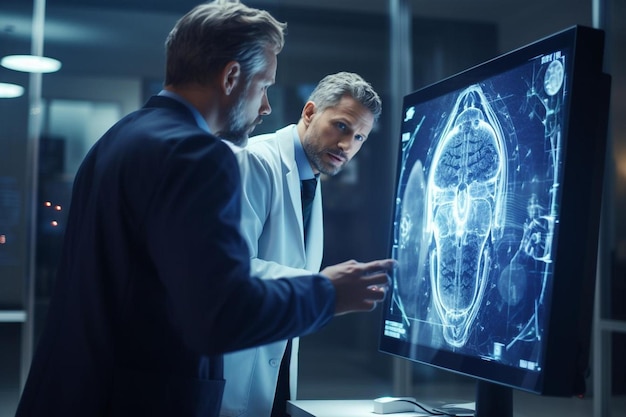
[300,177,318,244]
[270,177,318,417]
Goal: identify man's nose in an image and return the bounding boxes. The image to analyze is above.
[260,94,272,116]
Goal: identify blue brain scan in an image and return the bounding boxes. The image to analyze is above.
[386,48,570,372]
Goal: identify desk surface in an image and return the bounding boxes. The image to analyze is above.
[287,399,439,417]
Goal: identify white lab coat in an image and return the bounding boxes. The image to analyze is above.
[220,125,324,417]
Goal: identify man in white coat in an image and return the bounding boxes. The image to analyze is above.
[221,72,382,417]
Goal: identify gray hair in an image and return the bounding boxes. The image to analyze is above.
[165,1,287,86]
[308,72,382,122]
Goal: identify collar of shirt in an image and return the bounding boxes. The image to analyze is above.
[292,125,316,181]
[158,90,211,134]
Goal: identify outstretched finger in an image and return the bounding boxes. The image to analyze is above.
[359,259,396,274]
[361,300,378,312]
[365,285,387,302]
[361,271,390,287]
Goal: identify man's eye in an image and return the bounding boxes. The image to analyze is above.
[355,134,365,142]
[336,122,347,132]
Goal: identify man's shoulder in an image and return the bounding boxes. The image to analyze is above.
[246,124,294,157]
[110,108,234,175]
[248,124,293,145]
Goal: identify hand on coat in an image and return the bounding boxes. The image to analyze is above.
[320,259,395,316]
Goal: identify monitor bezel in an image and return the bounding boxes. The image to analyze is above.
[379,25,610,397]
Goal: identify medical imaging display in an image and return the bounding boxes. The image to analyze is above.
[383,48,571,373]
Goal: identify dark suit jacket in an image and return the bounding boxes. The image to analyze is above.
[15,96,335,417]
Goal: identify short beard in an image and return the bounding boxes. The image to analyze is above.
[303,140,343,176]
[218,94,249,148]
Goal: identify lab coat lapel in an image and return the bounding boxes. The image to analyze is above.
[276,127,307,250]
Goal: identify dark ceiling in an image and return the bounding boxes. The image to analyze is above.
[0,0,622,84]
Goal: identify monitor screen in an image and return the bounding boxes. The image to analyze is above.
[379,25,611,412]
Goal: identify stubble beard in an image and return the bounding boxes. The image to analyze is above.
[302,139,344,176]
[219,90,257,148]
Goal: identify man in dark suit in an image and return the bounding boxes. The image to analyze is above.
[15,2,393,417]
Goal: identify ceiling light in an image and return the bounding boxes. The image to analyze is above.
[1,55,62,73]
[0,82,25,98]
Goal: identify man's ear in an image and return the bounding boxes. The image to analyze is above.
[302,101,316,126]
[221,61,241,96]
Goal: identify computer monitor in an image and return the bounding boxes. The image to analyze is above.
[379,25,611,417]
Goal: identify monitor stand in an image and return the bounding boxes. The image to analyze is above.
[474,380,513,417]
[432,380,512,417]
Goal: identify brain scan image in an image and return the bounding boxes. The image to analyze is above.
[387,49,569,370]
[426,85,508,348]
